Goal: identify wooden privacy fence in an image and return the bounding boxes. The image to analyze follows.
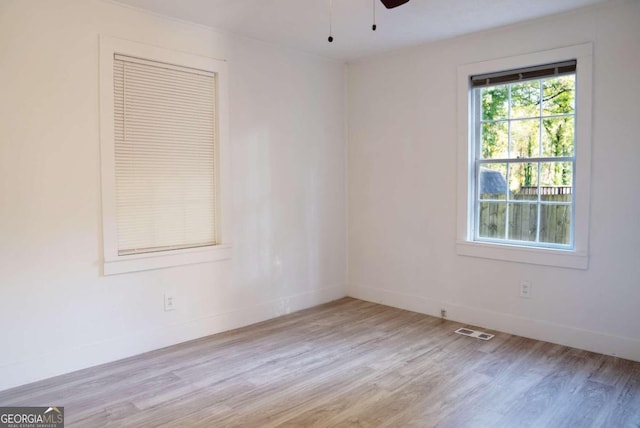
[479,186,572,244]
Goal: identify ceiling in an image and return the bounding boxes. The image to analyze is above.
[112,0,607,61]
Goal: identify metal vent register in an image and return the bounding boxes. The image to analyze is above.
[454,328,495,341]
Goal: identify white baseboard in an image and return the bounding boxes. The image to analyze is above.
[0,285,345,392]
[348,284,640,363]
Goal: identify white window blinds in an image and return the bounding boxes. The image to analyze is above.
[113,54,217,256]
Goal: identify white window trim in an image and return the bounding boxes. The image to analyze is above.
[456,43,593,270]
[99,36,231,275]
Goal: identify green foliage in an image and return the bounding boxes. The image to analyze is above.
[479,75,575,190]
[481,85,507,159]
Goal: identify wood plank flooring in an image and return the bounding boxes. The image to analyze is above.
[1,297,639,427]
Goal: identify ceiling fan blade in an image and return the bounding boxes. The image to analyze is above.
[379,0,410,9]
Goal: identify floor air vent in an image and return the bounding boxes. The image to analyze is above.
[454,327,495,341]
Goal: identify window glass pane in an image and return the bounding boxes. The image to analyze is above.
[478,202,506,239]
[540,162,573,202]
[508,203,537,242]
[542,116,574,157]
[481,121,508,159]
[540,204,571,245]
[479,165,507,200]
[510,119,540,158]
[542,76,575,115]
[510,81,540,118]
[509,163,538,201]
[481,85,508,120]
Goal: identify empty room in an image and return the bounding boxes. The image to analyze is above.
[1,0,639,426]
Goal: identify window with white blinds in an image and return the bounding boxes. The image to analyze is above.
[113,54,218,256]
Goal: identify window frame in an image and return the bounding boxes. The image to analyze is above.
[99,36,231,275]
[456,44,593,269]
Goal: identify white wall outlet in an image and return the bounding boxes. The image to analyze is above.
[164,294,176,311]
[520,281,532,299]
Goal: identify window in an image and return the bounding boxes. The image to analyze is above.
[100,37,230,275]
[472,61,576,248]
[456,44,592,269]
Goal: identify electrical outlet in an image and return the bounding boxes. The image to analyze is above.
[164,294,176,311]
[440,309,447,318]
[520,281,532,299]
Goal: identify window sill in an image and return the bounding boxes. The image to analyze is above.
[456,241,588,270]
[103,244,232,275]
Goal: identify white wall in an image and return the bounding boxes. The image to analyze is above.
[0,0,346,391]
[347,0,640,361]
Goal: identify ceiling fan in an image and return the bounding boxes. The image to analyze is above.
[379,0,411,8]
[327,0,412,42]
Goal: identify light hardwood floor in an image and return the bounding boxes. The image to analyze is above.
[1,297,639,427]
